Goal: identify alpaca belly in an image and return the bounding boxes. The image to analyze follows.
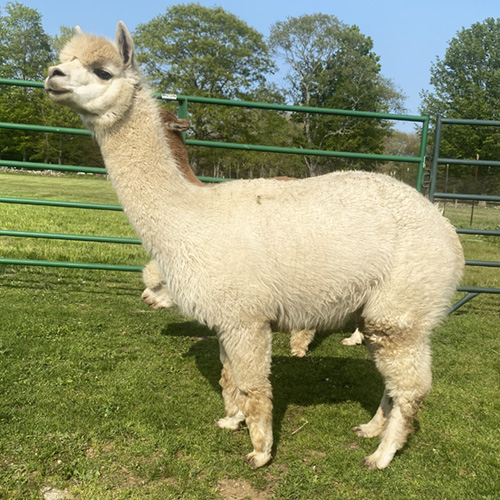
[272,284,370,333]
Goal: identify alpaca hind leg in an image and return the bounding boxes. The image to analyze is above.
[361,324,432,469]
[218,323,273,468]
[215,343,245,430]
[290,328,316,357]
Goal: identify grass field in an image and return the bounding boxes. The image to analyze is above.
[0,172,499,499]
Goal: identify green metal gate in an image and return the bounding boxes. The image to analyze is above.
[0,78,430,273]
[429,115,500,310]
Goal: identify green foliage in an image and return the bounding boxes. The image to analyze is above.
[421,18,500,192]
[1,2,416,180]
[133,4,303,178]
[0,4,102,169]
[0,1,53,80]
[134,3,275,99]
[269,14,405,175]
[0,2,53,162]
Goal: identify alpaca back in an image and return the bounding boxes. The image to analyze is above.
[155,170,461,332]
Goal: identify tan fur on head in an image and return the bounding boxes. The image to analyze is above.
[60,34,123,70]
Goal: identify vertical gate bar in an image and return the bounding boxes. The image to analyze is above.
[429,114,442,203]
[416,114,430,192]
[177,97,188,141]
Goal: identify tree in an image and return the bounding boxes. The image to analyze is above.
[420,18,500,193]
[134,3,275,99]
[0,2,54,162]
[0,6,102,169]
[378,131,422,185]
[269,14,405,176]
[0,1,52,80]
[133,3,301,178]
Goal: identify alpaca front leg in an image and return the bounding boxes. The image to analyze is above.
[141,261,175,309]
[240,387,273,468]
[353,389,392,438]
[218,323,273,468]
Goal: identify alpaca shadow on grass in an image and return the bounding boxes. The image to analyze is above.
[161,321,383,453]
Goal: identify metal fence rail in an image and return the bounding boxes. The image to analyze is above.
[1,78,430,272]
[430,115,500,310]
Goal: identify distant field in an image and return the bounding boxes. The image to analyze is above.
[0,171,498,499]
[0,172,149,268]
[441,203,500,291]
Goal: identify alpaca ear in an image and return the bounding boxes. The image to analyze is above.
[74,26,84,35]
[115,21,135,69]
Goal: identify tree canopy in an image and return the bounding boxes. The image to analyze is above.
[0,3,101,167]
[420,17,500,193]
[0,1,52,80]
[133,3,276,99]
[133,3,300,178]
[269,14,405,175]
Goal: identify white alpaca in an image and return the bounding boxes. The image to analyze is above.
[144,111,361,352]
[144,257,362,351]
[45,23,464,469]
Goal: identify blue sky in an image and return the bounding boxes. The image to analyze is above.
[5,0,500,131]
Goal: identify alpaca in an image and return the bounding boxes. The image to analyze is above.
[143,110,361,353]
[45,23,464,469]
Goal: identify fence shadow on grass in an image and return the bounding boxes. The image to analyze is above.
[0,266,143,297]
[161,320,383,451]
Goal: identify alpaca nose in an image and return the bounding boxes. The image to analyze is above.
[48,66,66,78]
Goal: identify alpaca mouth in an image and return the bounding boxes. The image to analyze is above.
[46,88,70,96]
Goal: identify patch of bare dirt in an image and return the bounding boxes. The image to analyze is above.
[217,479,270,500]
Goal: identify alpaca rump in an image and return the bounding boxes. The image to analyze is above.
[45,22,465,469]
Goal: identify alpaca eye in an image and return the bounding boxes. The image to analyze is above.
[94,68,112,80]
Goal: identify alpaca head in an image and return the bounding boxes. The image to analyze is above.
[44,22,140,127]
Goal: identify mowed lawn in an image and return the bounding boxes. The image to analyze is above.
[0,172,498,499]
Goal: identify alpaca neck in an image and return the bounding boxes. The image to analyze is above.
[86,86,195,253]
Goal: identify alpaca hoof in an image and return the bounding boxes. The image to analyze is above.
[341,337,360,346]
[352,425,378,438]
[341,329,363,346]
[291,348,307,357]
[214,413,244,431]
[141,288,175,309]
[244,450,271,468]
[141,291,157,308]
[361,452,392,470]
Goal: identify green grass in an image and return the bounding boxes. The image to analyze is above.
[0,172,499,499]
